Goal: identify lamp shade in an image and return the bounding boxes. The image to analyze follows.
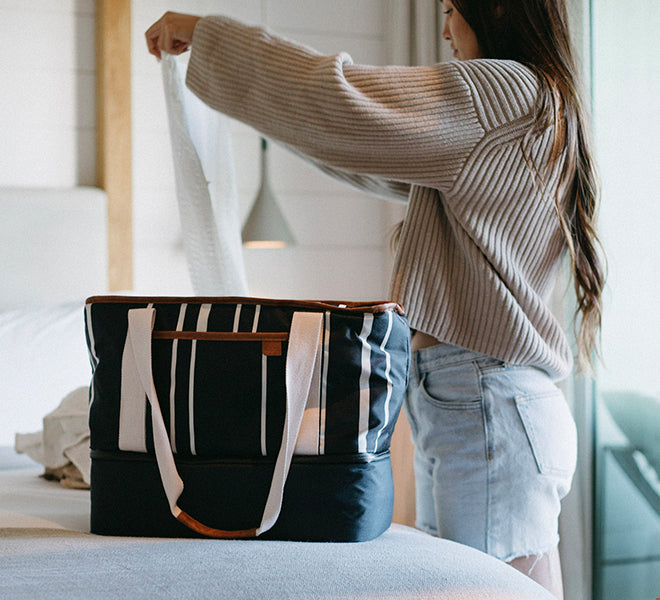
[242,138,295,248]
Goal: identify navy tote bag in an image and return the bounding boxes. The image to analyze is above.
[85,296,410,541]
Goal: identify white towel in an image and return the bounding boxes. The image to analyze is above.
[161,54,248,296]
[15,387,91,487]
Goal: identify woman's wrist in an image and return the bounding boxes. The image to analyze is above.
[146,12,203,59]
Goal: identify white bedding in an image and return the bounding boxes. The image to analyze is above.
[0,303,92,447]
[0,455,552,600]
[0,186,108,446]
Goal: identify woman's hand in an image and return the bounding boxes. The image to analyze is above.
[145,12,202,59]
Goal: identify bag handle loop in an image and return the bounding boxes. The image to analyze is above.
[127,307,323,538]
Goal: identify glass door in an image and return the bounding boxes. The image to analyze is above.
[590,1,660,599]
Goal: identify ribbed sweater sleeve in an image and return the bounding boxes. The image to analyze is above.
[185,16,573,380]
[187,16,485,190]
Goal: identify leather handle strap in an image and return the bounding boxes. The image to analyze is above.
[126,307,323,538]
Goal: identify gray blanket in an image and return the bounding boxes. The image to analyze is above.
[0,455,552,600]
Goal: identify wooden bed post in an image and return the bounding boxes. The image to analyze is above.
[96,0,133,291]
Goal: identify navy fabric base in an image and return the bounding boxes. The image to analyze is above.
[90,451,394,542]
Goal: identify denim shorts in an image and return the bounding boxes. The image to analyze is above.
[404,342,577,561]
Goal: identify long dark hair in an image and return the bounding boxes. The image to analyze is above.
[451,0,605,371]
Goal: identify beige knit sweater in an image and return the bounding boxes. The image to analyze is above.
[186,16,573,380]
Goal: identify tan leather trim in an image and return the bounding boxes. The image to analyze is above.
[176,511,258,539]
[153,331,287,356]
[86,295,406,316]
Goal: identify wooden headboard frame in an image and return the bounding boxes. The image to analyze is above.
[96,0,132,291]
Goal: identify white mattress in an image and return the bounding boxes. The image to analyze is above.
[0,450,552,600]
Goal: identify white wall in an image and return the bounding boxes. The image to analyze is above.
[1,0,403,302]
[0,0,96,187]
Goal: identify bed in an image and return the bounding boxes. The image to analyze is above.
[1,458,551,600]
[0,464,552,600]
[0,188,555,599]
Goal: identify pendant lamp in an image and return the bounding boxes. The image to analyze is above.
[242,138,296,248]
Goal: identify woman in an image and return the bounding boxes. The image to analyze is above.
[146,2,604,596]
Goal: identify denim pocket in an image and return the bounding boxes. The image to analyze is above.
[515,390,577,478]
[418,362,482,410]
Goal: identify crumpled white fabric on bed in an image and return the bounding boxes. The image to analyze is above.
[14,387,90,487]
[161,54,248,296]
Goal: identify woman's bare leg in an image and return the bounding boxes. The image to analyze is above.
[508,546,564,599]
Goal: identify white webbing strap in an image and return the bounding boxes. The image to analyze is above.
[128,309,184,518]
[257,310,323,534]
[126,307,323,537]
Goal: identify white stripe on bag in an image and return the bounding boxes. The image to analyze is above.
[189,304,211,455]
[373,311,393,452]
[233,304,242,332]
[357,314,374,454]
[85,304,99,409]
[251,306,268,457]
[169,304,187,453]
[319,311,331,455]
[261,354,268,456]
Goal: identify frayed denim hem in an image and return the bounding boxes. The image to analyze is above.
[499,538,560,564]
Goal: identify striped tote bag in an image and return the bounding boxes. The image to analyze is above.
[85,296,410,541]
